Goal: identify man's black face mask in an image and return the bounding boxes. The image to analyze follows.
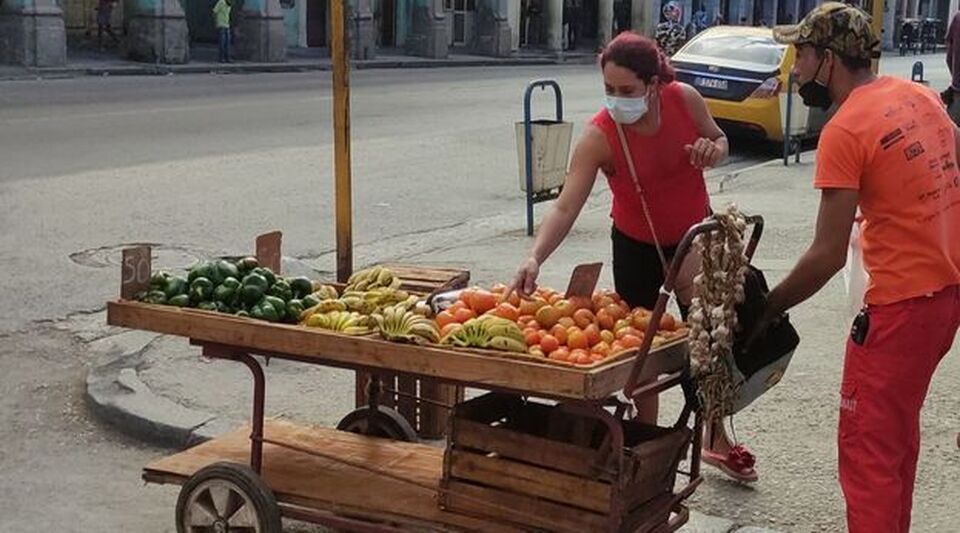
[798,55,833,110]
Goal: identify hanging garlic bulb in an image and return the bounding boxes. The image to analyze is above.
[687,204,749,424]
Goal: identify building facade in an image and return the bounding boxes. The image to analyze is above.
[1,0,958,66]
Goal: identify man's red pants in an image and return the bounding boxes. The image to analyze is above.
[839,285,960,532]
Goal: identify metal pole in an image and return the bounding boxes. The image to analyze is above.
[783,71,793,167]
[524,85,535,236]
[332,0,353,283]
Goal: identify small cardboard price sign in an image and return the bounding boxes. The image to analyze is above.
[256,231,282,274]
[121,246,152,300]
[564,262,603,299]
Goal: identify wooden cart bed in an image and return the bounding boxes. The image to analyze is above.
[143,419,522,532]
[107,300,688,401]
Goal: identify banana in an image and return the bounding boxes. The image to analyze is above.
[487,336,527,353]
[343,326,375,336]
[376,268,394,288]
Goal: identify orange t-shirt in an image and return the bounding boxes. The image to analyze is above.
[815,76,960,306]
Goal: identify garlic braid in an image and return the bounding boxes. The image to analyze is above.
[687,205,748,424]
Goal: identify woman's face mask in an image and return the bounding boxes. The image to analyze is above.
[605,94,649,124]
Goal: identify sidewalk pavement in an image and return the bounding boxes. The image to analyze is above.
[74,154,812,532]
[0,42,597,81]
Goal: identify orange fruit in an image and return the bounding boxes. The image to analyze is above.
[470,291,498,314]
[592,294,615,312]
[535,305,561,329]
[490,283,507,294]
[613,318,632,333]
[448,301,468,314]
[583,324,602,346]
[557,316,576,328]
[610,341,626,354]
[660,313,678,331]
[600,329,615,344]
[435,311,457,330]
[604,303,627,321]
[548,347,571,362]
[518,298,546,316]
[459,288,476,305]
[453,307,477,323]
[527,320,542,330]
[567,329,589,350]
[620,334,643,349]
[554,299,576,317]
[573,308,596,329]
[632,312,652,332]
[491,302,520,322]
[518,314,536,326]
[616,326,642,340]
[549,324,569,345]
[547,293,563,305]
[593,340,613,355]
[570,349,592,365]
[524,330,542,347]
[540,334,560,354]
[596,309,616,330]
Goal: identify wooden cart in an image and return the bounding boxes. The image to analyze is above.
[108,218,763,532]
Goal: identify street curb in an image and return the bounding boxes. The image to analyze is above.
[1,54,596,82]
[84,333,223,449]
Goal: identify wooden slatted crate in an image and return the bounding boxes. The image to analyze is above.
[439,393,692,533]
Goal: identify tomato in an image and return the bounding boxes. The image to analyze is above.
[540,334,560,354]
[573,308,596,329]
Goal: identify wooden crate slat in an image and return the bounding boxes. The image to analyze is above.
[448,449,612,513]
[441,479,608,533]
[452,419,601,478]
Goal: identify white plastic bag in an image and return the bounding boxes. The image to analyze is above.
[842,217,869,319]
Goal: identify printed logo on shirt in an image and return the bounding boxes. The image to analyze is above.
[904,141,925,161]
[880,128,905,150]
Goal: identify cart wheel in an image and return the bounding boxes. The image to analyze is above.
[175,461,282,533]
[336,405,419,442]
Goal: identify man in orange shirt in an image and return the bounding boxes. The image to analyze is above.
[757,3,960,532]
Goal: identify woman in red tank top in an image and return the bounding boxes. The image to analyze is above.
[508,32,758,483]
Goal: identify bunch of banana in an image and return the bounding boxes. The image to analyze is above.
[345,266,402,292]
[304,310,376,335]
[372,302,440,345]
[299,298,347,321]
[338,292,379,314]
[439,315,526,353]
[309,284,340,301]
[362,287,413,309]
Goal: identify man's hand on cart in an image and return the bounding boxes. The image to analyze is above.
[506,256,540,299]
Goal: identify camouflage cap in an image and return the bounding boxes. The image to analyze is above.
[773,2,880,60]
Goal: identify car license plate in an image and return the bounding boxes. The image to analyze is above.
[695,77,728,91]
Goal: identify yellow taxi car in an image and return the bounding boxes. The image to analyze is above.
[671,25,828,143]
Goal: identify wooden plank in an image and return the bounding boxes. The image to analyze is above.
[585,339,689,400]
[448,449,612,513]
[107,301,594,400]
[452,419,601,478]
[441,480,608,533]
[396,374,417,425]
[331,0,352,283]
[144,420,522,533]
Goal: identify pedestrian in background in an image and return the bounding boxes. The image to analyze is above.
[96,0,120,51]
[764,3,960,530]
[213,0,233,63]
[655,1,687,56]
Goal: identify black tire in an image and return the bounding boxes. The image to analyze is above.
[336,405,419,442]
[175,461,282,533]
